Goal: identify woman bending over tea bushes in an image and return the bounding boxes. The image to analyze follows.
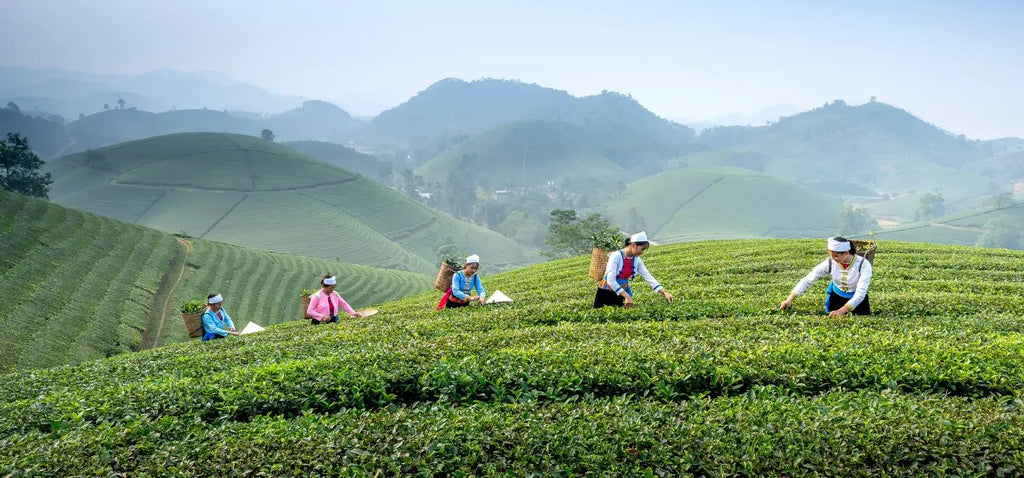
[307,274,358,324]
[780,236,873,317]
[202,293,239,341]
[437,254,486,309]
[594,231,674,308]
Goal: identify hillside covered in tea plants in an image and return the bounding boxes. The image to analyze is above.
[3,238,1024,475]
[0,190,431,371]
[44,132,537,274]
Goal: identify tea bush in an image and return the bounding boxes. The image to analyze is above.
[2,238,1024,475]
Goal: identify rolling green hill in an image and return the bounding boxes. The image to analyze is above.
[605,167,843,242]
[362,78,695,169]
[414,120,628,189]
[281,139,384,181]
[44,133,538,274]
[65,108,258,152]
[4,239,1024,474]
[0,189,432,372]
[52,101,357,155]
[697,100,995,195]
[871,200,1024,248]
[0,105,68,158]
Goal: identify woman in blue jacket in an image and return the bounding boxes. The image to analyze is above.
[202,293,240,341]
[436,254,487,309]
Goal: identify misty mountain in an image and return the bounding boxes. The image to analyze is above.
[414,120,628,190]
[0,67,305,119]
[281,139,385,181]
[65,109,259,152]
[264,100,361,142]
[678,104,800,133]
[696,100,997,195]
[359,78,695,170]
[0,105,68,158]
[8,100,361,156]
[984,137,1024,156]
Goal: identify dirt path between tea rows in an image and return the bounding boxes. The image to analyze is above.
[139,237,193,349]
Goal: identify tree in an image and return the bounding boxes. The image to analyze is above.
[1,133,53,199]
[981,192,1016,210]
[976,218,1022,249]
[838,206,877,236]
[5,102,19,113]
[260,129,275,142]
[543,209,619,259]
[116,98,126,109]
[103,104,110,111]
[498,210,546,247]
[626,206,646,233]
[916,192,945,221]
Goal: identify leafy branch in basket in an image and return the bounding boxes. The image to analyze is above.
[436,243,463,269]
[180,299,207,314]
[299,288,316,297]
[440,253,462,269]
[591,232,624,251]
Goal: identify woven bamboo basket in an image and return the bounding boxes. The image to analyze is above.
[434,263,457,291]
[589,248,611,280]
[851,239,877,264]
[181,312,204,338]
[300,294,312,318]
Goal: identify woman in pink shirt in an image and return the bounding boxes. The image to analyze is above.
[306,274,357,325]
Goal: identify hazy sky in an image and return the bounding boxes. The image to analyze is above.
[2,0,1022,139]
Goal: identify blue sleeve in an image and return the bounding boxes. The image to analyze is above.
[223,309,235,330]
[451,272,468,300]
[474,275,486,298]
[202,311,229,337]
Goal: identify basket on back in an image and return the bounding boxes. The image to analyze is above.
[181,312,204,338]
[851,239,877,264]
[300,294,312,318]
[435,263,458,291]
[589,248,612,280]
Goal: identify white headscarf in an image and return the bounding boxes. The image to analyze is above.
[465,254,480,264]
[827,237,851,252]
[630,231,649,243]
[208,294,224,304]
[323,276,337,286]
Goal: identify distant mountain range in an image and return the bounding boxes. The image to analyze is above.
[4,70,1021,200]
[362,78,696,170]
[0,67,305,117]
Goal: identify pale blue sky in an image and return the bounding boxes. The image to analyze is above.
[2,0,1022,139]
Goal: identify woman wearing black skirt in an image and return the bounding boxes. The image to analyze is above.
[594,231,674,308]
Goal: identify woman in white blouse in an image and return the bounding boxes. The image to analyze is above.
[779,237,873,317]
[594,231,674,308]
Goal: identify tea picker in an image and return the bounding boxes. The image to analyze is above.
[201,293,240,341]
[779,237,874,317]
[436,254,487,310]
[593,231,674,308]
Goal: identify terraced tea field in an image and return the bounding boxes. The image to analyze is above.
[45,132,537,274]
[0,190,432,370]
[605,167,843,242]
[3,237,1024,475]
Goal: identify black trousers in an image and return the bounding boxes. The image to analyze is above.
[593,288,626,308]
[826,291,871,315]
[445,299,469,309]
[311,315,339,325]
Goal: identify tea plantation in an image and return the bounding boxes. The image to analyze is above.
[3,237,1024,475]
[0,190,432,370]
[44,133,537,274]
